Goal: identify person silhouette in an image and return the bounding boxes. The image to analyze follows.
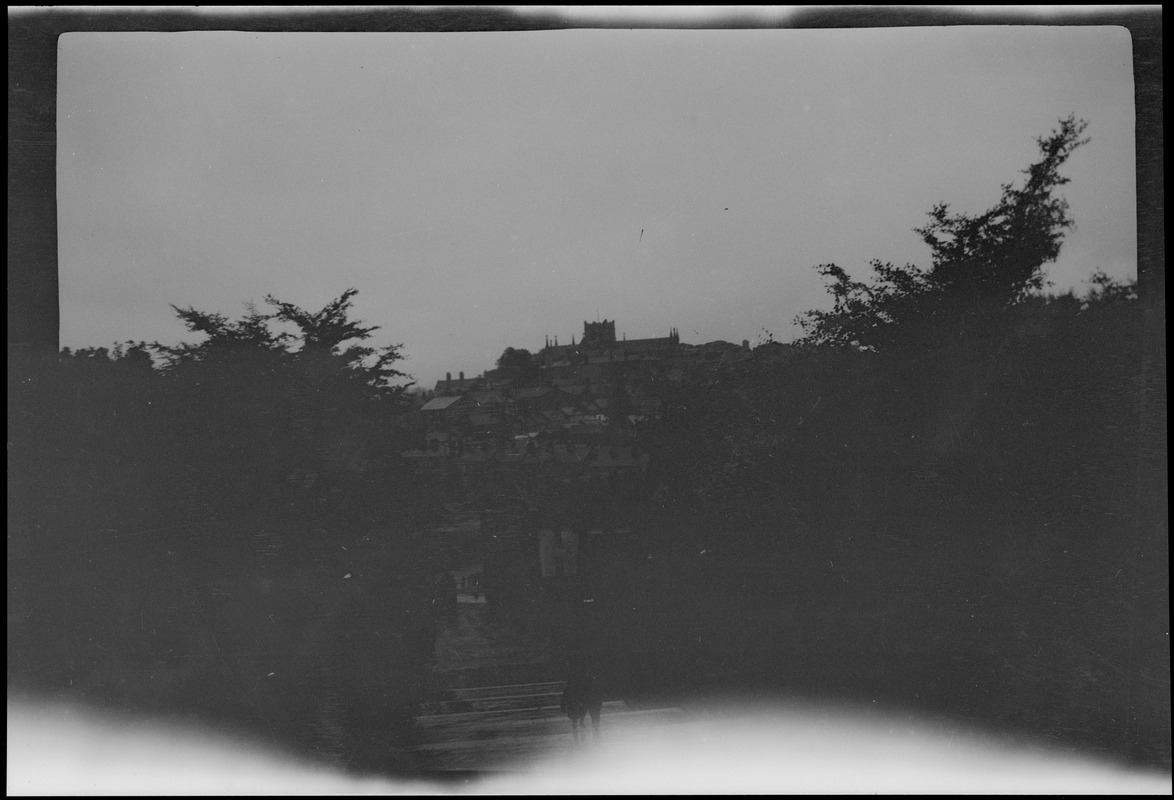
[560,663,603,743]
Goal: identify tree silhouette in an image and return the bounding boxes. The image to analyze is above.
[265,288,411,395]
[145,289,422,530]
[10,292,441,767]
[799,116,1090,350]
[156,289,411,397]
[496,346,535,368]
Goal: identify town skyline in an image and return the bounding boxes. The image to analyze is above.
[57,25,1137,389]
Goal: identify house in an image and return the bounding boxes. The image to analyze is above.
[433,371,482,395]
[419,394,476,432]
[467,390,506,410]
[467,412,502,430]
[512,386,566,411]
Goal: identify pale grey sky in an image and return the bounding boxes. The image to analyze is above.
[58,26,1136,388]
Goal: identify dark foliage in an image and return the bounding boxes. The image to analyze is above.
[798,116,1089,351]
[496,346,535,368]
[629,119,1165,766]
[8,291,445,775]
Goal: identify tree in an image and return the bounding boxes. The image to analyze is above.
[10,290,441,771]
[156,289,411,398]
[798,116,1090,350]
[265,288,411,397]
[149,289,416,524]
[496,346,534,368]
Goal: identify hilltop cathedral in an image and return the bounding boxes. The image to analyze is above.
[540,319,680,368]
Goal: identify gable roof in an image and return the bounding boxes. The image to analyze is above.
[420,395,463,412]
[433,376,481,394]
[467,391,505,405]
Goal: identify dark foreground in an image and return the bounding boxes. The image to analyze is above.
[10,586,1172,794]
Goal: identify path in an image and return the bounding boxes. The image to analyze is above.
[412,680,695,772]
[410,577,690,772]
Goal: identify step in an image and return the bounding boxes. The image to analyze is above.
[409,706,694,770]
[430,662,566,687]
[421,690,563,716]
[449,680,565,700]
[412,703,686,744]
[416,698,628,724]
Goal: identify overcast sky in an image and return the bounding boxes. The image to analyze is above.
[58,25,1136,389]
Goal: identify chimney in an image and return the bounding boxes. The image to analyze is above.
[446,372,452,382]
[742,339,750,350]
[459,371,464,381]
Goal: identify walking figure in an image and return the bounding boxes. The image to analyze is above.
[560,668,603,743]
